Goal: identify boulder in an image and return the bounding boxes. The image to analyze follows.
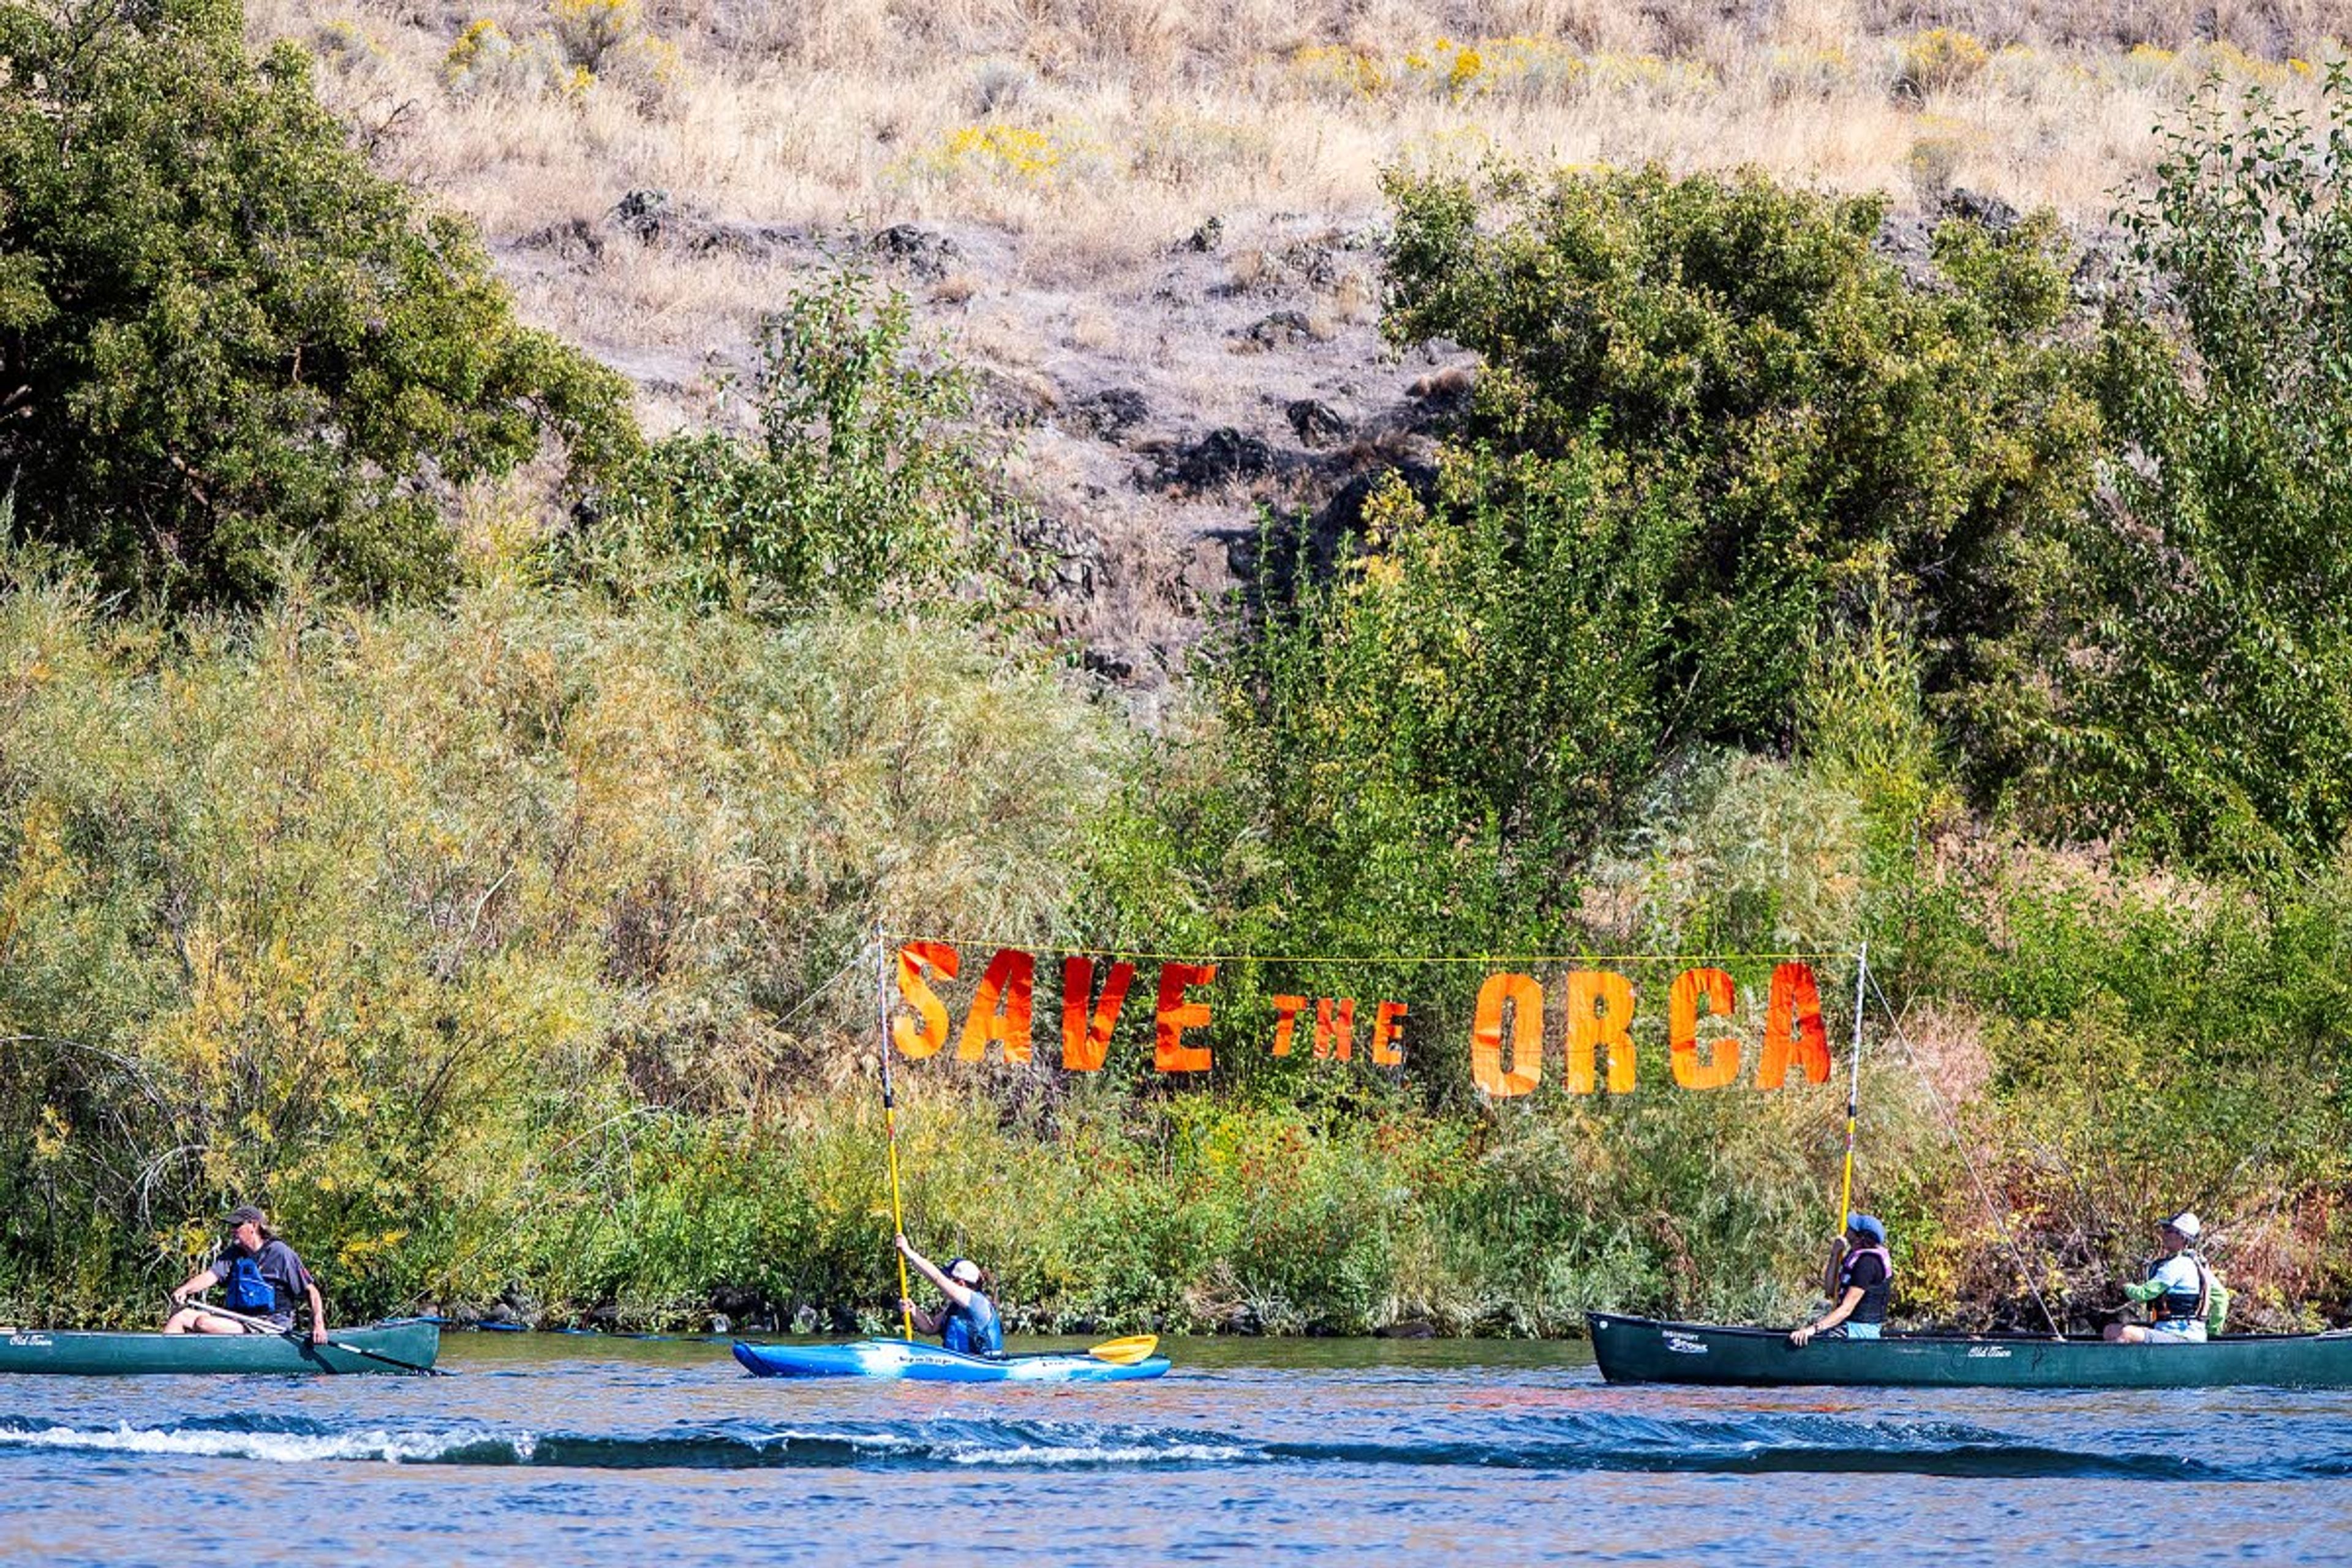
[1081,640,1147,684]
[1943,186,2020,239]
[710,1283,766,1321]
[1403,366,1476,428]
[1375,1318,1438,1339]
[514,216,603,262]
[1246,309,1315,349]
[1068,386,1148,442]
[1286,398,1349,448]
[1169,427,1275,489]
[1223,458,1439,596]
[869,223,961,279]
[1015,513,1103,598]
[610,187,672,244]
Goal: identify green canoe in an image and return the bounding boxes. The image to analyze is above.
[1589,1312,2352,1389]
[0,1320,439,1376]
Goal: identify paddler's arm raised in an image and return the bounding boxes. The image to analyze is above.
[895,1234,974,1310]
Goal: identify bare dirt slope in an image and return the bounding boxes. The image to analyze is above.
[254,0,2340,696]
[499,192,1480,697]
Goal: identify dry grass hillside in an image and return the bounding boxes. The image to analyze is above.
[256,0,2341,685]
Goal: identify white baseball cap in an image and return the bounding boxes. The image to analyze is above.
[2163,1212,2202,1239]
[948,1258,982,1285]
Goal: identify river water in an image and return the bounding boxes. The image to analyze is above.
[2,1333,2346,1566]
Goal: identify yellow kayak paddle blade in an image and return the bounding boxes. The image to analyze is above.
[1087,1335,1159,1365]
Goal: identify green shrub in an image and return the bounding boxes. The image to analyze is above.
[2047,66,2352,876]
[582,271,1019,618]
[1381,162,2098,769]
[0,0,635,611]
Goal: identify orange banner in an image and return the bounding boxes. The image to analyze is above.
[1668,967,1740,1091]
[1470,972,1545,1098]
[956,948,1035,1065]
[1060,956,1134,1072]
[1153,961,1216,1072]
[886,942,1842,1093]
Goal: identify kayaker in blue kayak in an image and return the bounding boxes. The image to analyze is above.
[164,1205,329,1344]
[2105,1211,2228,1343]
[1789,1213,1892,1347]
[896,1234,1004,1356]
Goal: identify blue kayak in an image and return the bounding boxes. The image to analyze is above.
[731,1339,1171,1382]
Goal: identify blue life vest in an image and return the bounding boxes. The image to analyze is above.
[222,1254,279,1315]
[942,1292,1003,1357]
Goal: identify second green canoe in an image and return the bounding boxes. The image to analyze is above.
[0,1320,440,1376]
[1589,1313,2352,1389]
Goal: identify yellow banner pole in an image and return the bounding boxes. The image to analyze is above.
[877,922,912,1341]
[1837,941,1869,1231]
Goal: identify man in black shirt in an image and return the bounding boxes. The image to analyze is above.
[164,1205,329,1344]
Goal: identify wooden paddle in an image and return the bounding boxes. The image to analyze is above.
[175,1298,445,1376]
[1087,1334,1159,1365]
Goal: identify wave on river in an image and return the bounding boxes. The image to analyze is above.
[2,1408,2330,1480]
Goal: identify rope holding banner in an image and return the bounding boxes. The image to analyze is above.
[1866,968,2065,1339]
[878,921,913,1342]
[880,928,1847,967]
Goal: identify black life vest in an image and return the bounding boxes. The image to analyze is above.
[2151,1253,2214,1322]
[1838,1243,1893,1324]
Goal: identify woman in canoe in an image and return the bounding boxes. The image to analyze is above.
[896,1233,1003,1357]
[164,1205,328,1344]
[1789,1213,1892,1346]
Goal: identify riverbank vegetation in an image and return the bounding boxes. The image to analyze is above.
[4,0,2352,1335]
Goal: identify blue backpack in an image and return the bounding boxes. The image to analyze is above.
[222,1254,277,1315]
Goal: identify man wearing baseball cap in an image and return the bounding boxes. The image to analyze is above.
[163,1205,330,1344]
[2105,1211,2228,1344]
[895,1232,1003,1357]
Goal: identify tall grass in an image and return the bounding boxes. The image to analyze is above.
[256,0,2340,269]
[0,557,1121,1320]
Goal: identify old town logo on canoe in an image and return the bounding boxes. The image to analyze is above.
[888,944,1835,1096]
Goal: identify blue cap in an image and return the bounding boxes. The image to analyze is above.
[1846,1213,1887,1244]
